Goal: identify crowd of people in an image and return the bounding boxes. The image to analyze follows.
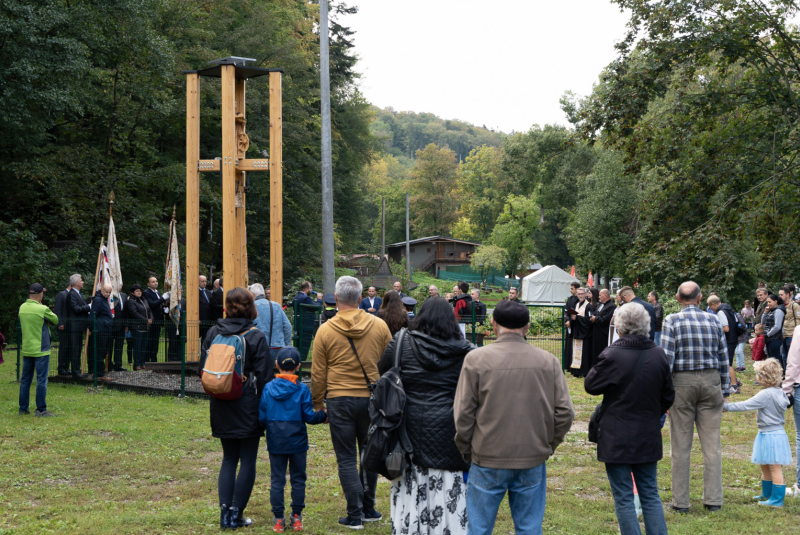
[14,272,800,533]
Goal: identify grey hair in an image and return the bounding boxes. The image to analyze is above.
[69,274,82,287]
[471,289,480,297]
[615,302,651,337]
[249,283,265,297]
[335,276,363,306]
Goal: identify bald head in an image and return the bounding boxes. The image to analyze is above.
[599,289,610,303]
[101,284,112,298]
[677,281,701,304]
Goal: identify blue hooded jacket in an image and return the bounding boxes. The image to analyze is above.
[259,374,326,454]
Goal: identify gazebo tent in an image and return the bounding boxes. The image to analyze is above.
[520,265,580,304]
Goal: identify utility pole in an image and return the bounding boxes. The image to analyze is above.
[320,0,335,293]
[406,193,411,280]
[381,196,385,260]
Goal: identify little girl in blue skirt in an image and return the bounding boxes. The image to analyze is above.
[724,358,792,507]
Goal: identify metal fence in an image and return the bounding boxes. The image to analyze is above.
[461,302,566,369]
[15,316,215,398]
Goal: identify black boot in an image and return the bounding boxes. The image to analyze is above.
[229,506,252,529]
[220,504,231,530]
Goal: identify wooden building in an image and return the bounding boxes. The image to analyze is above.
[386,236,481,276]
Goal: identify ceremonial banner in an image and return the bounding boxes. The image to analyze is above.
[104,216,123,310]
[165,216,182,330]
[587,271,594,287]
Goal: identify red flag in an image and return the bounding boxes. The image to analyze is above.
[587,271,594,287]
[570,265,575,277]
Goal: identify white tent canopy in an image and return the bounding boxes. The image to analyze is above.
[520,265,580,304]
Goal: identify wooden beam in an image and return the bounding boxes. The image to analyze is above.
[269,71,283,304]
[186,73,200,361]
[235,78,246,289]
[198,159,221,172]
[221,64,237,309]
[235,159,269,171]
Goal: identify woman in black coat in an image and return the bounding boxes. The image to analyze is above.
[197,288,274,530]
[377,297,473,535]
[584,302,674,535]
[126,284,152,370]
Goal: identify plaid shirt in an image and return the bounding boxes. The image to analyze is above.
[661,305,730,396]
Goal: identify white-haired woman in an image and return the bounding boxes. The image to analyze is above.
[584,303,675,535]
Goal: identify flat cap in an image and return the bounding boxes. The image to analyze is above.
[493,300,529,329]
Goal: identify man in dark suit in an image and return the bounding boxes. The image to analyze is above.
[293,281,317,361]
[358,286,382,315]
[54,282,71,375]
[392,281,406,298]
[65,274,90,378]
[90,284,114,379]
[144,276,165,362]
[110,291,128,371]
[198,275,214,344]
[211,277,224,320]
[618,286,656,341]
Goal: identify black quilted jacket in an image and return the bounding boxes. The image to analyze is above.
[378,330,473,472]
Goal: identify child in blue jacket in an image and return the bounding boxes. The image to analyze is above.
[259,347,327,532]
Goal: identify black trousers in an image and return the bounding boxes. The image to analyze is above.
[57,329,71,372]
[326,396,378,518]
[219,437,261,511]
[91,329,112,376]
[68,326,85,373]
[147,321,162,362]
[166,322,182,362]
[110,324,126,370]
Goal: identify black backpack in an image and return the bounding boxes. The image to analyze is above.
[733,312,747,336]
[359,329,412,480]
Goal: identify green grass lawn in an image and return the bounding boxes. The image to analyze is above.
[2,351,798,534]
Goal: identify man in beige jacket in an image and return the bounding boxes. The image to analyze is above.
[311,276,392,529]
[454,300,574,535]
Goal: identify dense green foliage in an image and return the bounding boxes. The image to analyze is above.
[0,0,374,332]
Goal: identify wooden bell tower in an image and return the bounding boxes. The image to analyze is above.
[184,57,284,360]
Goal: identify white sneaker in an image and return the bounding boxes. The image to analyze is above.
[788,484,800,497]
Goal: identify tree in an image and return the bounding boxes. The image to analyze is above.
[407,144,459,236]
[490,195,540,278]
[457,146,511,241]
[470,244,508,286]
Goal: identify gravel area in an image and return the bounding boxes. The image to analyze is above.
[102,369,205,393]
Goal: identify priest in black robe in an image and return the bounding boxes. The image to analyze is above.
[569,288,594,377]
[591,288,617,363]
[563,283,581,370]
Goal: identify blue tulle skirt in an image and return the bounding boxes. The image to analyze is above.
[751,430,793,465]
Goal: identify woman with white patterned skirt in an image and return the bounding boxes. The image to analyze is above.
[378,297,473,535]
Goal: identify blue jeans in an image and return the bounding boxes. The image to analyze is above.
[605,462,667,535]
[794,387,800,488]
[767,338,783,364]
[653,332,662,346]
[734,342,745,368]
[782,337,793,371]
[19,356,49,412]
[270,452,307,516]
[466,462,546,535]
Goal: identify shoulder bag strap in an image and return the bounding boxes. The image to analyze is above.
[394,328,406,369]
[268,301,274,348]
[347,337,374,393]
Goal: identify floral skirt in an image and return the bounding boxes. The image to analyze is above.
[390,464,468,535]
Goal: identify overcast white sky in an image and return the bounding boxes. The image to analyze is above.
[346,0,631,133]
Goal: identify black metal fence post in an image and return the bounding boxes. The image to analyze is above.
[561,304,567,371]
[471,301,476,345]
[180,316,186,397]
[16,319,21,382]
[92,313,97,388]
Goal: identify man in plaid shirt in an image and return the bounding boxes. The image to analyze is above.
[661,281,730,513]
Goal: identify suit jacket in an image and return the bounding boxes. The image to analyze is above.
[359,296,382,315]
[199,287,214,321]
[144,288,165,321]
[66,288,91,329]
[54,289,69,328]
[630,296,656,341]
[92,290,114,331]
[293,292,316,306]
[211,288,224,320]
[113,292,128,320]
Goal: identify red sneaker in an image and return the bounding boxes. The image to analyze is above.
[273,517,286,532]
[291,513,304,531]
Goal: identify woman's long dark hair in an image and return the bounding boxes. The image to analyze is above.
[409,297,463,340]
[588,288,599,307]
[378,290,408,334]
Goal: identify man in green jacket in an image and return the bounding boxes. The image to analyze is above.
[19,283,59,417]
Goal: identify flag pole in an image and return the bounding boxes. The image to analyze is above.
[82,236,104,374]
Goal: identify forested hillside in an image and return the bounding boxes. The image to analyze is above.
[0,0,374,332]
